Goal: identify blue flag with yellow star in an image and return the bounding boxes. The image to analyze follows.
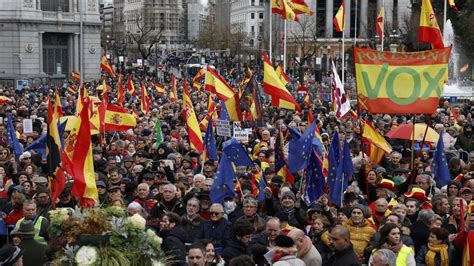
[432,132,451,187]
[210,155,237,203]
[288,121,316,172]
[6,114,23,159]
[257,171,268,201]
[222,138,253,167]
[24,121,67,159]
[306,149,325,203]
[327,132,354,207]
[204,119,218,162]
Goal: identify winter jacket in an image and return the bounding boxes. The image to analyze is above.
[299,245,323,266]
[415,244,457,266]
[345,219,376,259]
[195,219,232,249]
[150,199,185,220]
[180,214,204,244]
[221,238,249,266]
[273,254,305,266]
[249,231,271,266]
[160,226,188,266]
[326,244,362,266]
[18,237,47,266]
[410,220,431,254]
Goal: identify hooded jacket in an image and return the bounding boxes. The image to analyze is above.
[345,219,376,259]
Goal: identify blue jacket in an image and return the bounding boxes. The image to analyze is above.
[195,219,232,249]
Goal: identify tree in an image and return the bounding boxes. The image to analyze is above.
[287,16,326,83]
[196,19,248,58]
[128,16,163,61]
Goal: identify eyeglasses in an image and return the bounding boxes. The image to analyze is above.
[243,205,257,209]
[210,212,221,216]
[22,157,31,160]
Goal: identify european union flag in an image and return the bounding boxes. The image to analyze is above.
[210,155,237,203]
[204,119,218,162]
[25,121,67,160]
[288,121,316,172]
[6,114,23,159]
[432,132,451,187]
[257,172,268,201]
[222,138,253,167]
[220,100,230,121]
[305,149,325,203]
[274,130,286,172]
[327,132,354,207]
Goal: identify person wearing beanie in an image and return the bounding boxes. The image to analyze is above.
[267,190,306,229]
[336,208,352,225]
[0,244,23,266]
[345,204,376,263]
[272,235,305,266]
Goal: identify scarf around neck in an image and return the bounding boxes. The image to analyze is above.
[297,236,313,258]
[425,243,448,266]
[382,241,403,254]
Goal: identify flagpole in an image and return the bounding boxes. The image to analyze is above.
[443,0,447,38]
[381,0,384,51]
[269,0,272,60]
[354,0,358,46]
[342,29,345,88]
[283,20,287,71]
[340,173,344,207]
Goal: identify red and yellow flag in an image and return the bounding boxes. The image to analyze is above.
[117,74,124,105]
[362,120,392,164]
[140,84,150,115]
[100,55,115,78]
[104,104,137,132]
[354,47,451,114]
[183,81,204,153]
[126,76,137,96]
[205,66,236,100]
[449,0,458,11]
[333,0,345,32]
[263,53,301,111]
[199,94,216,131]
[272,0,298,21]
[193,68,205,90]
[71,70,81,83]
[70,100,98,207]
[155,83,165,94]
[419,0,444,49]
[275,64,290,86]
[55,93,63,117]
[376,7,384,43]
[169,75,178,102]
[289,0,313,16]
[460,64,469,73]
[224,92,243,121]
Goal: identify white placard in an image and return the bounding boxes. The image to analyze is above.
[215,119,231,137]
[23,119,33,134]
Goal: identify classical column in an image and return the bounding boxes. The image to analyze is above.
[325,0,334,37]
[73,33,79,72]
[39,32,44,74]
[68,34,74,74]
[344,0,351,37]
[360,0,368,38]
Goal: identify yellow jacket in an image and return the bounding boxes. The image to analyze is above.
[345,219,376,258]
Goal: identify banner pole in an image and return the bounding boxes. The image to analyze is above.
[354,0,358,46]
[342,29,345,88]
[283,20,287,71]
[269,1,272,60]
[381,0,384,51]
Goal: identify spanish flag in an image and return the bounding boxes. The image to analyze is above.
[140,84,150,115]
[419,0,444,49]
[155,83,165,94]
[183,81,204,153]
[47,99,66,208]
[193,68,205,90]
[104,104,137,132]
[100,55,115,78]
[275,64,290,86]
[55,93,63,117]
[272,0,298,21]
[199,94,216,131]
[289,0,313,16]
[224,92,243,121]
[76,86,88,115]
[362,120,392,165]
[71,99,98,207]
[117,74,124,105]
[126,76,137,96]
[376,7,384,43]
[263,53,300,111]
[333,0,345,32]
[67,86,77,95]
[205,66,236,100]
[449,0,458,11]
[170,75,178,102]
[71,70,81,83]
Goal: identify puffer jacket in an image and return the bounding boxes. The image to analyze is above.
[345,219,376,259]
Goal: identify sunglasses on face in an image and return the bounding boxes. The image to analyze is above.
[210,212,221,216]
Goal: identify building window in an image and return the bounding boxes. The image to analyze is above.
[259,12,263,19]
[251,13,255,19]
[251,0,255,6]
[43,33,69,75]
[41,0,69,12]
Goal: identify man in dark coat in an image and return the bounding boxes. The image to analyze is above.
[159,213,187,266]
[15,220,47,266]
[195,203,232,251]
[222,220,255,266]
[410,209,435,254]
[149,184,185,220]
[326,225,361,266]
[249,217,281,265]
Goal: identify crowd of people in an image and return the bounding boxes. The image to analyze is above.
[0,64,472,266]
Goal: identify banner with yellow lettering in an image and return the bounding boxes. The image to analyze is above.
[354,47,451,114]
